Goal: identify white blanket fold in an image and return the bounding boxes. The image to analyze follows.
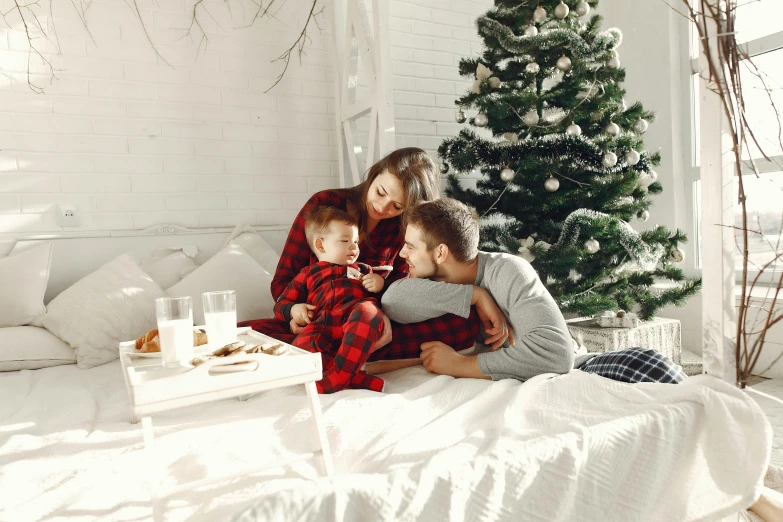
[0,363,770,522]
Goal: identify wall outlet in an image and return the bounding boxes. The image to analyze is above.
[56,205,81,227]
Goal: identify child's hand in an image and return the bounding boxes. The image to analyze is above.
[360,273,385,293]
[290,303,315,328]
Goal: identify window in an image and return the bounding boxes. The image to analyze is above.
[688,1,783,284]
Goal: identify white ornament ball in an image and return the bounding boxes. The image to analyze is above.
[523,109,540,126]
[669,248,685,263]
[524,25,539,37]
[455,108,466,123]
[566,122,582,136]
[602,151,618,168]
[633,118,649,133]
[439,162,449,174]
[584,238,600,254]
[556,55,572,72]
[544,176,560,192]
[526,62,540,74]
[554,1,570,19]
[648,170,658,183]
[639,210,650,222]
[625,150,640,165]
[474,112,488,127]
[575,1,590,17]
[605,122,620,136]
[500,167,515,182]
[607,56,621,69]
[610,50,620,60]
[533,6,547,22]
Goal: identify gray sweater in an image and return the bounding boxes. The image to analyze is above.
[382,251,592,381]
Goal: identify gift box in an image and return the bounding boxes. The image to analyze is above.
[594,310,640,328]
[566,316,682,364]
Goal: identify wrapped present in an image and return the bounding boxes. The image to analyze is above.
[594,310,640,328]
[567,316,682,364]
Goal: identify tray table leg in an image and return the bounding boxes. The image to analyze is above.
[304,381,334,476]
[141,416,155,450]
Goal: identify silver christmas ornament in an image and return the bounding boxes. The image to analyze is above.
[605,122,620,136]
[439,162,449,174]
[648,170,658,183]
[607,56,621,69]
[639,210,650,222]
[584,238,600,254]
[669,248,685,263]
[523,109,540,126]
[575,1,590,17]
[633,118,649,133]
[533,6,547,22]
[625,150,640,165]
[474,112,488,127]
[566,122,582,136]
[554,1,570,19]
[455,108,466,124]
[524,25,539,37]
[544,175,560,192]
[556,55,572,72]
[525,62,540,74]
[500,167,516,182]
[602,151,618,168]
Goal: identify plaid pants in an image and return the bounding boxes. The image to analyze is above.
[577,348,687,384]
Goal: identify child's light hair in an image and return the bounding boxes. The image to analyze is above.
[304,206,358,248]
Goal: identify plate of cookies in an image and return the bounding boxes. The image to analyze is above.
[122,326,253,358]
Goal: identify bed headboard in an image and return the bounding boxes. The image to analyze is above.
[2,224,290,304]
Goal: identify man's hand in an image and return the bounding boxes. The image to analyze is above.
[360,273,385,293]
[420,341,490,379]
[289,303,315,334]
[471,287,514,349]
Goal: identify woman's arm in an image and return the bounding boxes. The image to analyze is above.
[274,268,310,322]
[271,191,332,300]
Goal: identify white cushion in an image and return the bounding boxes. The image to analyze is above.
[0,243,53,327]
[35,253,167,369]
[223,224,280,275]
[167,244,275,325]
[0,326,76,371]
[139,246,199,289]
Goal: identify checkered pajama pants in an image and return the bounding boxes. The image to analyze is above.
[576,348,687,384]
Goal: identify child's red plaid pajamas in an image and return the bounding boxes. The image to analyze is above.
[239,190,481,371]
[275,261,385,393]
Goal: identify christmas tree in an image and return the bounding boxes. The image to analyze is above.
[439,0,700,320]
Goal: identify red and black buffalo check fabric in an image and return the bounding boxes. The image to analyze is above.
[274,261,385,393]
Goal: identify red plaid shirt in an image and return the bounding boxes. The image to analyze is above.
[271,190,408,300]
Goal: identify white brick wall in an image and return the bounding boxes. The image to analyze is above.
[0,0,491,234]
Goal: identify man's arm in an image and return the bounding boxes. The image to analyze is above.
[381,278,472,324]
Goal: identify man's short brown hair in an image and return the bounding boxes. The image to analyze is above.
[405,198,479,262]
[304,206,358,247]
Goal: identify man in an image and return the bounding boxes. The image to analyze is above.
[378,198,686,384]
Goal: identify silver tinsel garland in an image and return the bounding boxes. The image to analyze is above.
[547,209,663,268]
[477,18,622,60]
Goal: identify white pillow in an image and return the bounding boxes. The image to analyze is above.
[223,224,280,275]
[0,243,53,327]
[0,326,76,371]
[139,246,199,289]
[35,253,167,369]
[167,244,275,325]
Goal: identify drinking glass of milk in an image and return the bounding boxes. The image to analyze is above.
[155,296,193,368]
[202,290,237,348]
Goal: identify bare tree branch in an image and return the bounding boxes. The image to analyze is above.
[263,0,323,93]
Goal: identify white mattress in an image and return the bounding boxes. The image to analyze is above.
[0,362,771,522]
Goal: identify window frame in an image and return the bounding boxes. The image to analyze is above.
[686,16,783,285]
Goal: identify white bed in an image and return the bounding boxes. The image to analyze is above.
[0,226,773,522]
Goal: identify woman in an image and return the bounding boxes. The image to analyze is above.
[240,147,481,390]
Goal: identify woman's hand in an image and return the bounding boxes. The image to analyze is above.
[289,303,315,334]
[471,287,515,349]
[360,273,385,293]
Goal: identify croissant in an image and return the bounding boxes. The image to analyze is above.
[135,328,209,353]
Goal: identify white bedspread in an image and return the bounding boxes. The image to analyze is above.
[0,362,771,522]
